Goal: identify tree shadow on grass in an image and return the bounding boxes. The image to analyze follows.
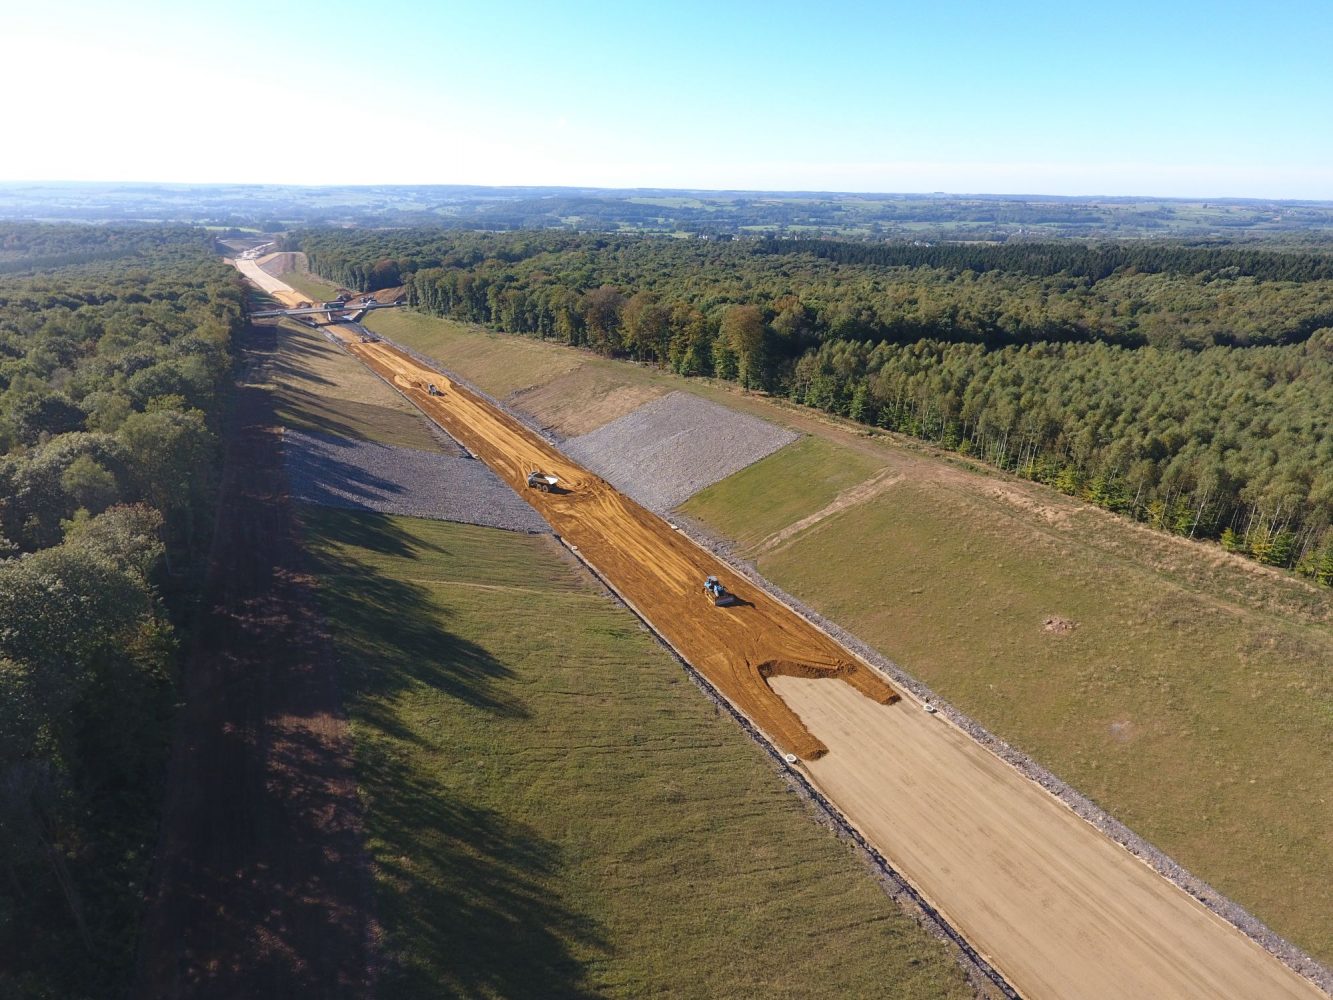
[304,510,528,725]
[362,749,608,999]
[270,353,339,387]
[298,506,431,560]
[303,509,606,996]
[273,389,369,444]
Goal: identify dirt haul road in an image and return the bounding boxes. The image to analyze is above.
[236,256,309,306]
[348,337,897,757]
[331,332,1324,1000]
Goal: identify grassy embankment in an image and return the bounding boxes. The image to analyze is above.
[366,307,866,437]
[300,508,973,998]
[262,251,345,302]
[367,306,1333,963]
[683,439,1333,962]
[263,319,443,451]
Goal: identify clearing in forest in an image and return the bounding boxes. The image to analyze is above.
[341,329,1326,999]
[363,304,1333,975]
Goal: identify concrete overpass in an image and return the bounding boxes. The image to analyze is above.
[250,300,406,323]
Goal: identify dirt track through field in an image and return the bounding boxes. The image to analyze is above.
[336,330,1326,1000]
[753,466,904,555]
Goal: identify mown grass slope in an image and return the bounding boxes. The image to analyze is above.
[300,508,973,999]
[280,267,342,302]
[368,309,583,397]
[259,251,345,302]
[366,308,818,438]
[749,480,1333,962]
[266,321,444,451]
[681,436,888,550]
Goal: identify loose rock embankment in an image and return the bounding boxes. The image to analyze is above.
[563,390,798,512]
[283,428,548,534]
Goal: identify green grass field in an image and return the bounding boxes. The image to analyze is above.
[263,252,345,302]
[280,267,343,302]
[366,310,584,397]
[365,309,800,434]
[299,508,973,998]
[265,321,444,451]
[682,436,887,551]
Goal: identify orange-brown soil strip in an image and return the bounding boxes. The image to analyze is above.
[347,339,897,758]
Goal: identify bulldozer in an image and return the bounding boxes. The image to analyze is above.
[703,575,738,607]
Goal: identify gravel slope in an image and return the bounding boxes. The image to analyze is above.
[562,391,798,511]
[283,429,547,533]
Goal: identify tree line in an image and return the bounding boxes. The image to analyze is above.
[0,221,216,274]
[299,228,1333,584]
[0,227,245,996]
[759,238,1333,283]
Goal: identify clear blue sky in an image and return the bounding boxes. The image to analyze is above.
[4,0,1331,198]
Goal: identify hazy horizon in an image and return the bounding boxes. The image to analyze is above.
[4,179,1332,205]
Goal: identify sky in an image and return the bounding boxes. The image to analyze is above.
[2,0,1331,199]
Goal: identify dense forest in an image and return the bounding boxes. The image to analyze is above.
[303,229,1333,583]
[0,224,245,996]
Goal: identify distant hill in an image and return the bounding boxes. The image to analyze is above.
[3,180,1333,242]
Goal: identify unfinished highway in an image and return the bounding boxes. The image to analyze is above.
[241,262,1327,1000]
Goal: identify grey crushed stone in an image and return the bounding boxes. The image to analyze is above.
[562,391,798,511]
[283,429,548,533]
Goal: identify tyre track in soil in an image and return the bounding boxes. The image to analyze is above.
[340,331,1326,1000]
[134,322,375,999]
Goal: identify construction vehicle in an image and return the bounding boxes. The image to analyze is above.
[527,470,559,492]
[703,575,738,607]
[427,383,441,396]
